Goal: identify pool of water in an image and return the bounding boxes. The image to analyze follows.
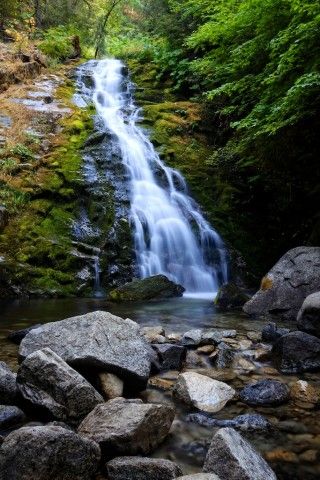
[1,297,319,479]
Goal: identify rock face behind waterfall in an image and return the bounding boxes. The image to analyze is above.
[109,275,185,302]
[243,247,320,320]
[19,311,152,390]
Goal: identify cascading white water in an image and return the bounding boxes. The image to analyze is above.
[92,59,228,295]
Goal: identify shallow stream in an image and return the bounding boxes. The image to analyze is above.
[1,297,319,479]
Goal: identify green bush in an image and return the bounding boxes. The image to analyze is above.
[38,27,73,61]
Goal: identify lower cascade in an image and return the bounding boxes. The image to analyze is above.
[90,58,228,295]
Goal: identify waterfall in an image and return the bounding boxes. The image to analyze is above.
[91,58,228,295]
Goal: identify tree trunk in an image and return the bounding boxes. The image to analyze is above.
[34,0,41,28]
[94,0,123,58]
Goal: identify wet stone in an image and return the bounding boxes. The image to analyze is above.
[239,379,289,406]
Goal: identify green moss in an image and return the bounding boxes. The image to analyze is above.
[0,68,96,297]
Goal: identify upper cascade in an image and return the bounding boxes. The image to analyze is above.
[91,58,228,295]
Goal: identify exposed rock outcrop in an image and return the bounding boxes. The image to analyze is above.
[244,247,320,320]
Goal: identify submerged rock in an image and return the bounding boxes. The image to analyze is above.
[19,311,152,389]
[172,372,235,413]
[106,456,182,480]
[0,425,100,480]
[272,331,320,373]
[239,379,289,406]
[109,274,185,302]
[203,427,277,479]
[243,246,320,320]
[0,405,26,431]
[215,283,250,311]
[78,398,175,458]
[0,362,19,405]
[297,292,320,337]
[186,413,271,432]
[17,348,103,422]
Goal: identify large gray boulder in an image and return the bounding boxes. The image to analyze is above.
[244,247,320,320]
[297,291,320,337]
[203,427,276,479]
[19,311,152,389]
[106,456,182,480]
[173,372,235,413]
[0,425,100,480]
[0,361,19,405]
[272,331,320,373]
[109,275,185,302]
[78,398,174,458]
[17,348,103,422]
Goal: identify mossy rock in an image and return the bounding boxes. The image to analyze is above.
[109,275,185,302]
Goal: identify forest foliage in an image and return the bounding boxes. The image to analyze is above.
[1,0,319,275]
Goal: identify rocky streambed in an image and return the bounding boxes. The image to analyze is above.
[0,295,319,480]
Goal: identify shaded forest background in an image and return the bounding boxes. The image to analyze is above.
[1,0,319,280]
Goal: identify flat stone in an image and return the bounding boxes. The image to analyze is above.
[203,427,277,479]
[0,425,100,480]
[239,379,289,406]
[19,311,153,389]
[17,348,103,422]
[106,456,182,479]
[172,372,235,413]
[186,413,271,432]
[78,398,175,458]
